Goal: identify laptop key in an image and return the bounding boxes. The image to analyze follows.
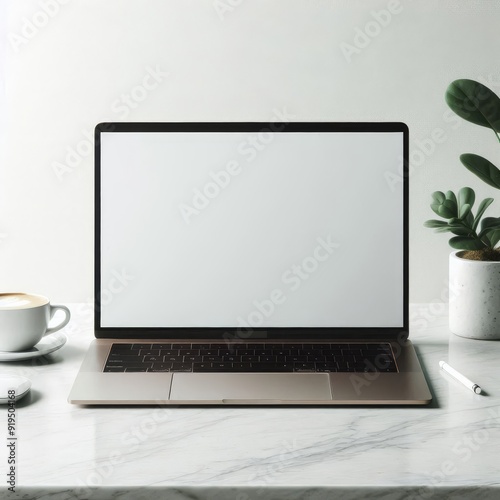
[161,350,180,356]
[198,349,218,356]
[183,355,203,362]
[125,367,149,372]
[254,350,269,356]
[140,349,161,356]
[151,363,173,371]
[165,355,181,362]
[204,356,223,362]
[143,355,162,362]
[179,349,200,356]
[235,349,254,355]
[260,355,276,363]
[211,363,234,370]
[286,355,308,362]
[307,355,326,362]
[132,344,152,350]
[104,366,125,372]
[241,355,259,362]
[303,349,322,356]
[170,363,192,372]
[192,363,215,371]
[273,349,290,356]
[107,354,139,362]
[110,344,134,351]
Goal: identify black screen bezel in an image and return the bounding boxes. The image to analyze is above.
[94,122,409,341]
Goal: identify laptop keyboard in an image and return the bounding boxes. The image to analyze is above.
[103,342,398,373]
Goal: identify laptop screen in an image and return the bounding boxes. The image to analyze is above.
[97,123,406,335]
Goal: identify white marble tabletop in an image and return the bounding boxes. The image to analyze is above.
[1,304,499,500]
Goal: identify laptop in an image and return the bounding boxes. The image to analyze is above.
[68,121,432,405]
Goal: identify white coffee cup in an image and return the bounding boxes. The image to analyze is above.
[0,293,71,352]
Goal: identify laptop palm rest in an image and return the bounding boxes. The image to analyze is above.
[170,373,332,402]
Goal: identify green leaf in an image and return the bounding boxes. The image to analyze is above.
[424,219,449,228]
[481,233,491,246]
[434,226,455,233]
[489,229,500,248]
[445,191,457,205]
[459,203,471,219]
[457,187,475,210]
[478,217,500,239]
[431,191,446,203]
[431,192,446,216]
[441,200,458,218]
[465,210,474,226]
[449,225,474,236]
[449,236,486,250]
[445,79,500,132]
[461,154,500,189]
[473,197,494,231]
[481,217,500,229]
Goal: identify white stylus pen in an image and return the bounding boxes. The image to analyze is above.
[439,361,482,394]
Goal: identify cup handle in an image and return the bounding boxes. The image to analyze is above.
[44,305,71,336]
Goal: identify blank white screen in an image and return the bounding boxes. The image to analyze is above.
[100,130,404,328]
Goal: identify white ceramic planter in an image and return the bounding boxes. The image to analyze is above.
[449,251,500,339]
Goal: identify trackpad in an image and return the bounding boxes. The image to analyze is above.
[170,373,332,402]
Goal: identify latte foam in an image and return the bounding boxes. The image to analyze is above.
[0,293,48,310]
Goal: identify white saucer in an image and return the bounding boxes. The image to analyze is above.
[0,333,67,362]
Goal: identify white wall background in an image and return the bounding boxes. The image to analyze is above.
[1,0,499,304]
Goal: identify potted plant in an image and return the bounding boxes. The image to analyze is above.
[425,79,500,339]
